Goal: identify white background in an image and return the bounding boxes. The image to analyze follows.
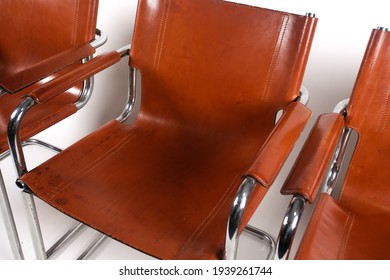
[1,0,389,260]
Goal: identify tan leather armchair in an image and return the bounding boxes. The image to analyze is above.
[13,0,317,259]
[276,27,390,260]
[0,0,110,259]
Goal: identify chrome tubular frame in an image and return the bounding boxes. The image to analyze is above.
[225,176,276,260]
[75,55,94,110]
[275,195,305,260]
[90,29,108,49]
[8,96,107,259]
[321,127,352,195]
[244,225,276,260]
[333,99,349,115]
[322,100,352,195]
[0,170,24,259]
[115,45,133,123]
[3,29,112,259]
[8,97,37,178]
[225,177,256,260]
[117,65,137,123]
[75,29,108,110]
[275,101,352,260]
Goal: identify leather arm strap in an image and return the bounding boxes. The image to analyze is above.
[27,51,121,104]
[247,101,311,187]
[281,113,345,203]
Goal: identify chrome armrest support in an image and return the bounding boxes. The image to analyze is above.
[115,45,135,123]
[275,195,306,260]
[276,109,353,260]
[117,44,131,58]
[7,97,37,180]
[117,66,137,123]
[321,127,352,195]
[75,29,109,110]
[225,176,257,260]
[90,28,108,49]
[75,55,95,110]
[225,176,276,260]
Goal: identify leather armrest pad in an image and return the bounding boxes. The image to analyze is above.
[281,113,345,203]
[28,51,121,104]
[247,101,311,187]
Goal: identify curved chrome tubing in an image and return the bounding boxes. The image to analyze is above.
[75,29,108,110]
[0,138,62,260]
[117,65,137,123]
[8,97,36,178]
[244,224,276,260]
[90,28,108,49]
[225,177,276,260]
[75,56,95,110]
[275,195,305,260]
[225,177,256,260]
[7,98,107,259]
[333,99,350,115]
[4,29,112,259]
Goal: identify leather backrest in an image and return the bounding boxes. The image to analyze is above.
[130,0,317,133]
[341,29,390,213]
[0,0,98,92]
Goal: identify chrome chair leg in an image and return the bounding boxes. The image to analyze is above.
[22,191,47,259]
[0,169,24,259]
[18,140,106,259]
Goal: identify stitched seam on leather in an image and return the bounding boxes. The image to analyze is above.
[247,104,307,187]
[72,0,80,46]
[153,0,166,69]
[153,0,171,70]
[42,134,134,200]
[337,211,355,259]
[339,134,361,206]
[340,35,377,202]
[376,89,390,134]
[262,14,290,102]
[156,0,171,70]
[174,176,241,259]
